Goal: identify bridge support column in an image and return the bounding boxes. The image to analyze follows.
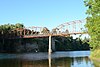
[48,35,55,55]
[48,35,52,55]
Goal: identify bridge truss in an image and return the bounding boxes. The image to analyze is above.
[23,19,87,37]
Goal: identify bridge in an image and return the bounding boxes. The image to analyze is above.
[18,19,87,54]
[14,19,87,38]
[8,19,88,54]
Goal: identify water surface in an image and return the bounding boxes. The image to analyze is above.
[0,51,99,67]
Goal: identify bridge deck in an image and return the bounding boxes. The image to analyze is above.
[23,32,87,38]
[5,32,87,39]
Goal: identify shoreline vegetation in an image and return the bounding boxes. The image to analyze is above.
[84,0,100,60]
[0,23,90,53]
[90,49,100,61]
[89,50,100,67]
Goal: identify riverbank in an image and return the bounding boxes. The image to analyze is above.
[90,49,100,67]
[90,49,100,64]
[90,49,100,58]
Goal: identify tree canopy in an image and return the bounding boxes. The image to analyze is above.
[84,0,100,49]
[0,23,24,38]
[0,23,24,31]
[41,27,50,34]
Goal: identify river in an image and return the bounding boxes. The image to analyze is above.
[0,51,99,67]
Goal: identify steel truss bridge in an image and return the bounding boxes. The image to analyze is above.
[4,19,88,54]
[19,19,87,38]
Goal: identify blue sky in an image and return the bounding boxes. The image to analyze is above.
[0,0,86,30]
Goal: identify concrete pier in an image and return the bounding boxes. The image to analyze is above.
[48,35,55,55]
[48,35,52,55]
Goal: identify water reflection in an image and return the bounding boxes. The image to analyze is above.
[0,51,99,67]
[48,54,51,67]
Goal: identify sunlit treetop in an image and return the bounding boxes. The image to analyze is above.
[84,0,100,49]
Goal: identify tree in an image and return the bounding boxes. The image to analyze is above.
[15,23,24,28]
[84,0,100,49]
[41,27,50,34]
[0,23,24,38]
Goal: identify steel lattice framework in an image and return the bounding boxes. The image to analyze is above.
[52,19,87,35]
[21,19,88,38]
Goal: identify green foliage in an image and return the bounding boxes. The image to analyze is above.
[0,23,24,38]
[84,0,100,49]
[41,27,50,34]
[90,49,100,58]
[55,37,90,51]
[15,23,24,28]
[0,23,24,31]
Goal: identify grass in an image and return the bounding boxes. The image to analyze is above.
[92,60,100,67]
[90,49,100,61]
[90,49,100,67]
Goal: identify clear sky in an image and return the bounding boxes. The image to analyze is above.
[0,0,86,30]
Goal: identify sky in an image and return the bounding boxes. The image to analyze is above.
[0,0,87,30]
